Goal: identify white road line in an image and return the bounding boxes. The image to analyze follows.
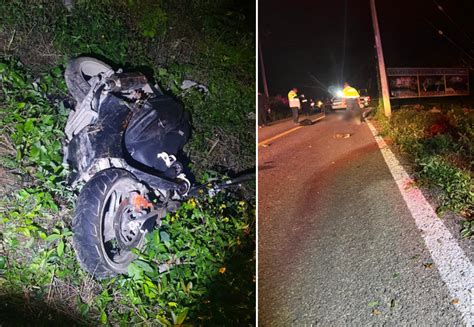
[367,121,473,326]
[258,114,326,147]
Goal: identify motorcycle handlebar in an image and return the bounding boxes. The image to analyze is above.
[187,172,255,198]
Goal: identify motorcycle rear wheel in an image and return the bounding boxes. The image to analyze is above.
[65,57,112,104]
[72,168,150,278]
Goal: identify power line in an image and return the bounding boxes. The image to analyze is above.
[432,0,474,46]
[308,73,329,91]
[424,19,474,61]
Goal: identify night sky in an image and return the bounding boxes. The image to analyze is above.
[259,0,474,99]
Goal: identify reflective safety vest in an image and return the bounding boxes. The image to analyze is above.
[288,90,297,101]
[288,90,300,108]
[342,86,360,98]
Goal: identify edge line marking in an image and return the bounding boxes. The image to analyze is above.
[258,125,302,147]
[367,121,473,326]
[258,114,326,147]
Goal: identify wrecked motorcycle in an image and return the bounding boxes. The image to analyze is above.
[63,57,251,278]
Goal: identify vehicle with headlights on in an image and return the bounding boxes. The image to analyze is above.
[330,89,371,110]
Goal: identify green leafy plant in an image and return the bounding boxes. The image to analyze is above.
[460,220,474,239]
[0,0,255,177]
[0,61,71,199]
[417,155,473,215]
[127,0,168,38]
[376,107,473,225]
[0,56,255,325]
[421,134,458,155]
[0,0,255,323]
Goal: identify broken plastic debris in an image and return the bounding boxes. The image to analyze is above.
[180,79,209,94]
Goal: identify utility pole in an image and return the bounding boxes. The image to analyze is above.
[370,0,391,117]
[258,38,270,98]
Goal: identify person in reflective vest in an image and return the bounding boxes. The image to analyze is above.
[342,82,362,124]
[288,87,301,124]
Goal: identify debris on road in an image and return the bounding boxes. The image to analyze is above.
[372,308,382,315]
[299,119,313,126]
[423,261,434,269]
[390,299,396,308]
[334,133,352,139]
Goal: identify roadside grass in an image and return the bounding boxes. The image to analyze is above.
[0,0,256,324]
[0,60,255,325]
[375,106,473,238]
[0,0,255,177]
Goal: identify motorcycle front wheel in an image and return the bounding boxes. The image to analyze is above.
[72,169,150,278]
[64,57,112,104]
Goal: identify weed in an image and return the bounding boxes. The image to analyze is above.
[0,53,255,325]
[0,61,71,201]
[421,134,459,155]
[376,107,473,225]
[460,220,474,239]
[0,1,255,323]
[416,155,473,216]
[0,0,255,176]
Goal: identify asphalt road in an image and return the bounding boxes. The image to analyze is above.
[258,115,466,326]
[258,112,325,143]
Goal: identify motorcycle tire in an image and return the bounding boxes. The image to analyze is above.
[72,168,149,279]
[64,57,112,104]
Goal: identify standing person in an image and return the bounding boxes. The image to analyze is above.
[342,82,362,124]
[300,94,310,116]
[288,87,301,124]
[310,99,315,114]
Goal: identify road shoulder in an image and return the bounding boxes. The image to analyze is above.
[367,120,473,326]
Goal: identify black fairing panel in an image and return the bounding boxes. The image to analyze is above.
[66,95,130,174]
[124,95,190,172]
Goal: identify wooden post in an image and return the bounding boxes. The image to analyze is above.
[258,38,270,98]
[370,0,391,117]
